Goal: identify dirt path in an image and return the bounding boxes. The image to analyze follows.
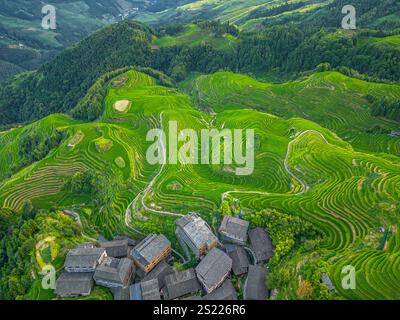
[221,130,328,202]
[62,210,97,242]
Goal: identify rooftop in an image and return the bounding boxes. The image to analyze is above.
[130,279,161,300]
[141,278,161,300]
[100,239,129,258]
[164,268,201,300]
[248,228,274,262]
[112,286,131,300]
[142,260,174,288]
[64,247,106,270]
[195,248,232,292]
[219,215,249,243]
[55,271,94,297]
[225,244,249,276]
[131,234,171,268]
[243,265,268,300]
[94,257,134,286]
[176,213,218,250]
[203,279,237,300]
[113,235,137,247]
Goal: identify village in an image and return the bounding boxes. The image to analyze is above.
[55,213,279,300]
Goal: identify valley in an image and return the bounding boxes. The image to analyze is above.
[0,0,399,301]
[1,68,399,299]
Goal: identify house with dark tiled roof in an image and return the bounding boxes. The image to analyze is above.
[195,248,232,294]
[75,243,97,249]
[164,268,202,300]
[203,279,237,300]
[100,239,129,258]
[248,228,274,263]
[142,260,174,288]
[55,271,94,297]
[243,265,268,300]
[225,244,249,276]
[219,215,249,245]
[113,235,137,247]
[64,247,107,273]
[176,213,218,257]
[130,278,161,300]
[112,286,131,300]
[131,234,171,273]
[94,257,135,288]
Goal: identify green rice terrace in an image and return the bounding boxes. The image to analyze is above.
[0,69,399,300]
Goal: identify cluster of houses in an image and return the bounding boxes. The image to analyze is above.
[56,213,276,300]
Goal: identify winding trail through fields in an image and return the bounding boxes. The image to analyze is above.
[62,210,97,242]
[124,120,328,262]
[124,113,188,263]
[221,129,327,202]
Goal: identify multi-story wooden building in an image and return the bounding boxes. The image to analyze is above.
[130,234,171,273]
[176,213,218,257]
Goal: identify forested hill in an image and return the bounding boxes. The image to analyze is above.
[134,0,400,31]
[0,21,154,125]
[0,0,153,81]
[1,15,399,127]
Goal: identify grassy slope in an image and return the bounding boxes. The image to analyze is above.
[1,69,399,299]
[187,71,400,155]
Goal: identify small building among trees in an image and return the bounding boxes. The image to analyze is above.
[248,228,274,263]
[219,215,249,245]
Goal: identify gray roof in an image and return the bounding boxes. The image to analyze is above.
[131,234,171,268]
[195,248,232,292]
[219,215,249,243]
[203,279,237,300]
[94,257,134,286]
[142,260,174,288]
[130,279,162,301]
[321,273,335,291]
[164,268,202,300]
[141,279,161,300]
[64,247,106,270]
[248,228,274,262]
[75,243,97,249]
[55,272,94,297]
[226,245,249,276]
[176,213,218,250]
[113,235,137,247]
[244,265,268,300]
[112,286,131,300]
[100,239,129,258]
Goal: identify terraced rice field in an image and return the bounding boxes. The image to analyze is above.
[1,70,399,299]
[188,71,400,155]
